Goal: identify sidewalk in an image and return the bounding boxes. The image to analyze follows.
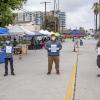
[75,39,100,100]
[0,39,77,100]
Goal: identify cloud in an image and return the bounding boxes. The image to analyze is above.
[23,0,98,29]
[66,4,95,29]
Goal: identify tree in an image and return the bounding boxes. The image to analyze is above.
[92,2,100,32]
[42,15,59,32]
[0,0,27,27]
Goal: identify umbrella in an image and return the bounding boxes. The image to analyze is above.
[51,31,55,35]
[55,32,60,37]
[51,31,60,37]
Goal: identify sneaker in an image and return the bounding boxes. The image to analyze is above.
[11,73,15,76]
[56,71,60,75]
[73,50,76,52]
[47,72,51,75]
[97,74,100,77]
[4,73,8,77]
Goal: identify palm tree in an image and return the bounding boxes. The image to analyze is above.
[92,2,100,33]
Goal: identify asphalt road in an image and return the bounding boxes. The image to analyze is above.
[0,39,99,100]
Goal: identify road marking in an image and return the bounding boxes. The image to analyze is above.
[65,64,77,100]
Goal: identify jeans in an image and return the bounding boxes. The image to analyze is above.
[5,58,14,74]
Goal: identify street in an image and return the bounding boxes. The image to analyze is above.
[0,39,99,100]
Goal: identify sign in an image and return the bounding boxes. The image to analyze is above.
[51,44,57,52]
[6,46,12,53]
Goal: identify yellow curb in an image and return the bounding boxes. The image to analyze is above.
[65,64,77,100]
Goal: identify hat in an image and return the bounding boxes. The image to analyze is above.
[51,33,56,37]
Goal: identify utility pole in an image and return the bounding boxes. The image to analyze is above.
[58,0,59,11]
[40,2,51,30]
[54,0,59,13]
[55,19,57,32]
[57,0,60,32]
[61,21,64,34]
[54,0,56,14]
[54,0,60,32]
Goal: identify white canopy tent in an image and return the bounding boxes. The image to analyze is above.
[20,26,35,36]
[39,30,51,35]
[8,25,36,36]
[8,25,26,36]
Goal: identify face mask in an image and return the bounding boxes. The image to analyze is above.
[6,41,10,44]
[51,37,56,40]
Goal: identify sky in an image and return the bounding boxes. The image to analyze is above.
[23,0,99,29]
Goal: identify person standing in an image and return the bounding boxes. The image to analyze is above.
[45,34,62,75]
[73,37,79,52]
[80,38,83,46]
[3,40,15,76]
[96,41,100,77]
[13,38,18,54]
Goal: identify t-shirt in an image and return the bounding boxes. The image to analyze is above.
[97,47,100,55]
[5,46,13,58]
[74,39,79,47]
[6,46,12,53]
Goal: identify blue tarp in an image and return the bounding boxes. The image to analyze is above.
[0,27,9,34]
[0,52,5,64]
[70,30,82,34]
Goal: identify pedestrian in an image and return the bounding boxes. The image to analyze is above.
[13,38,18,54]
[96,41,100,77]
[73,37,79,52]
[3,40,15,76]
[45,34,62,75]
[72,37,74,42]
[80,38,83,46]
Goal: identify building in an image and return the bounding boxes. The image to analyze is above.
[14,10,66,32]
[57,11,66,28]
[47,10,66,32]
[14,11,43,26]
